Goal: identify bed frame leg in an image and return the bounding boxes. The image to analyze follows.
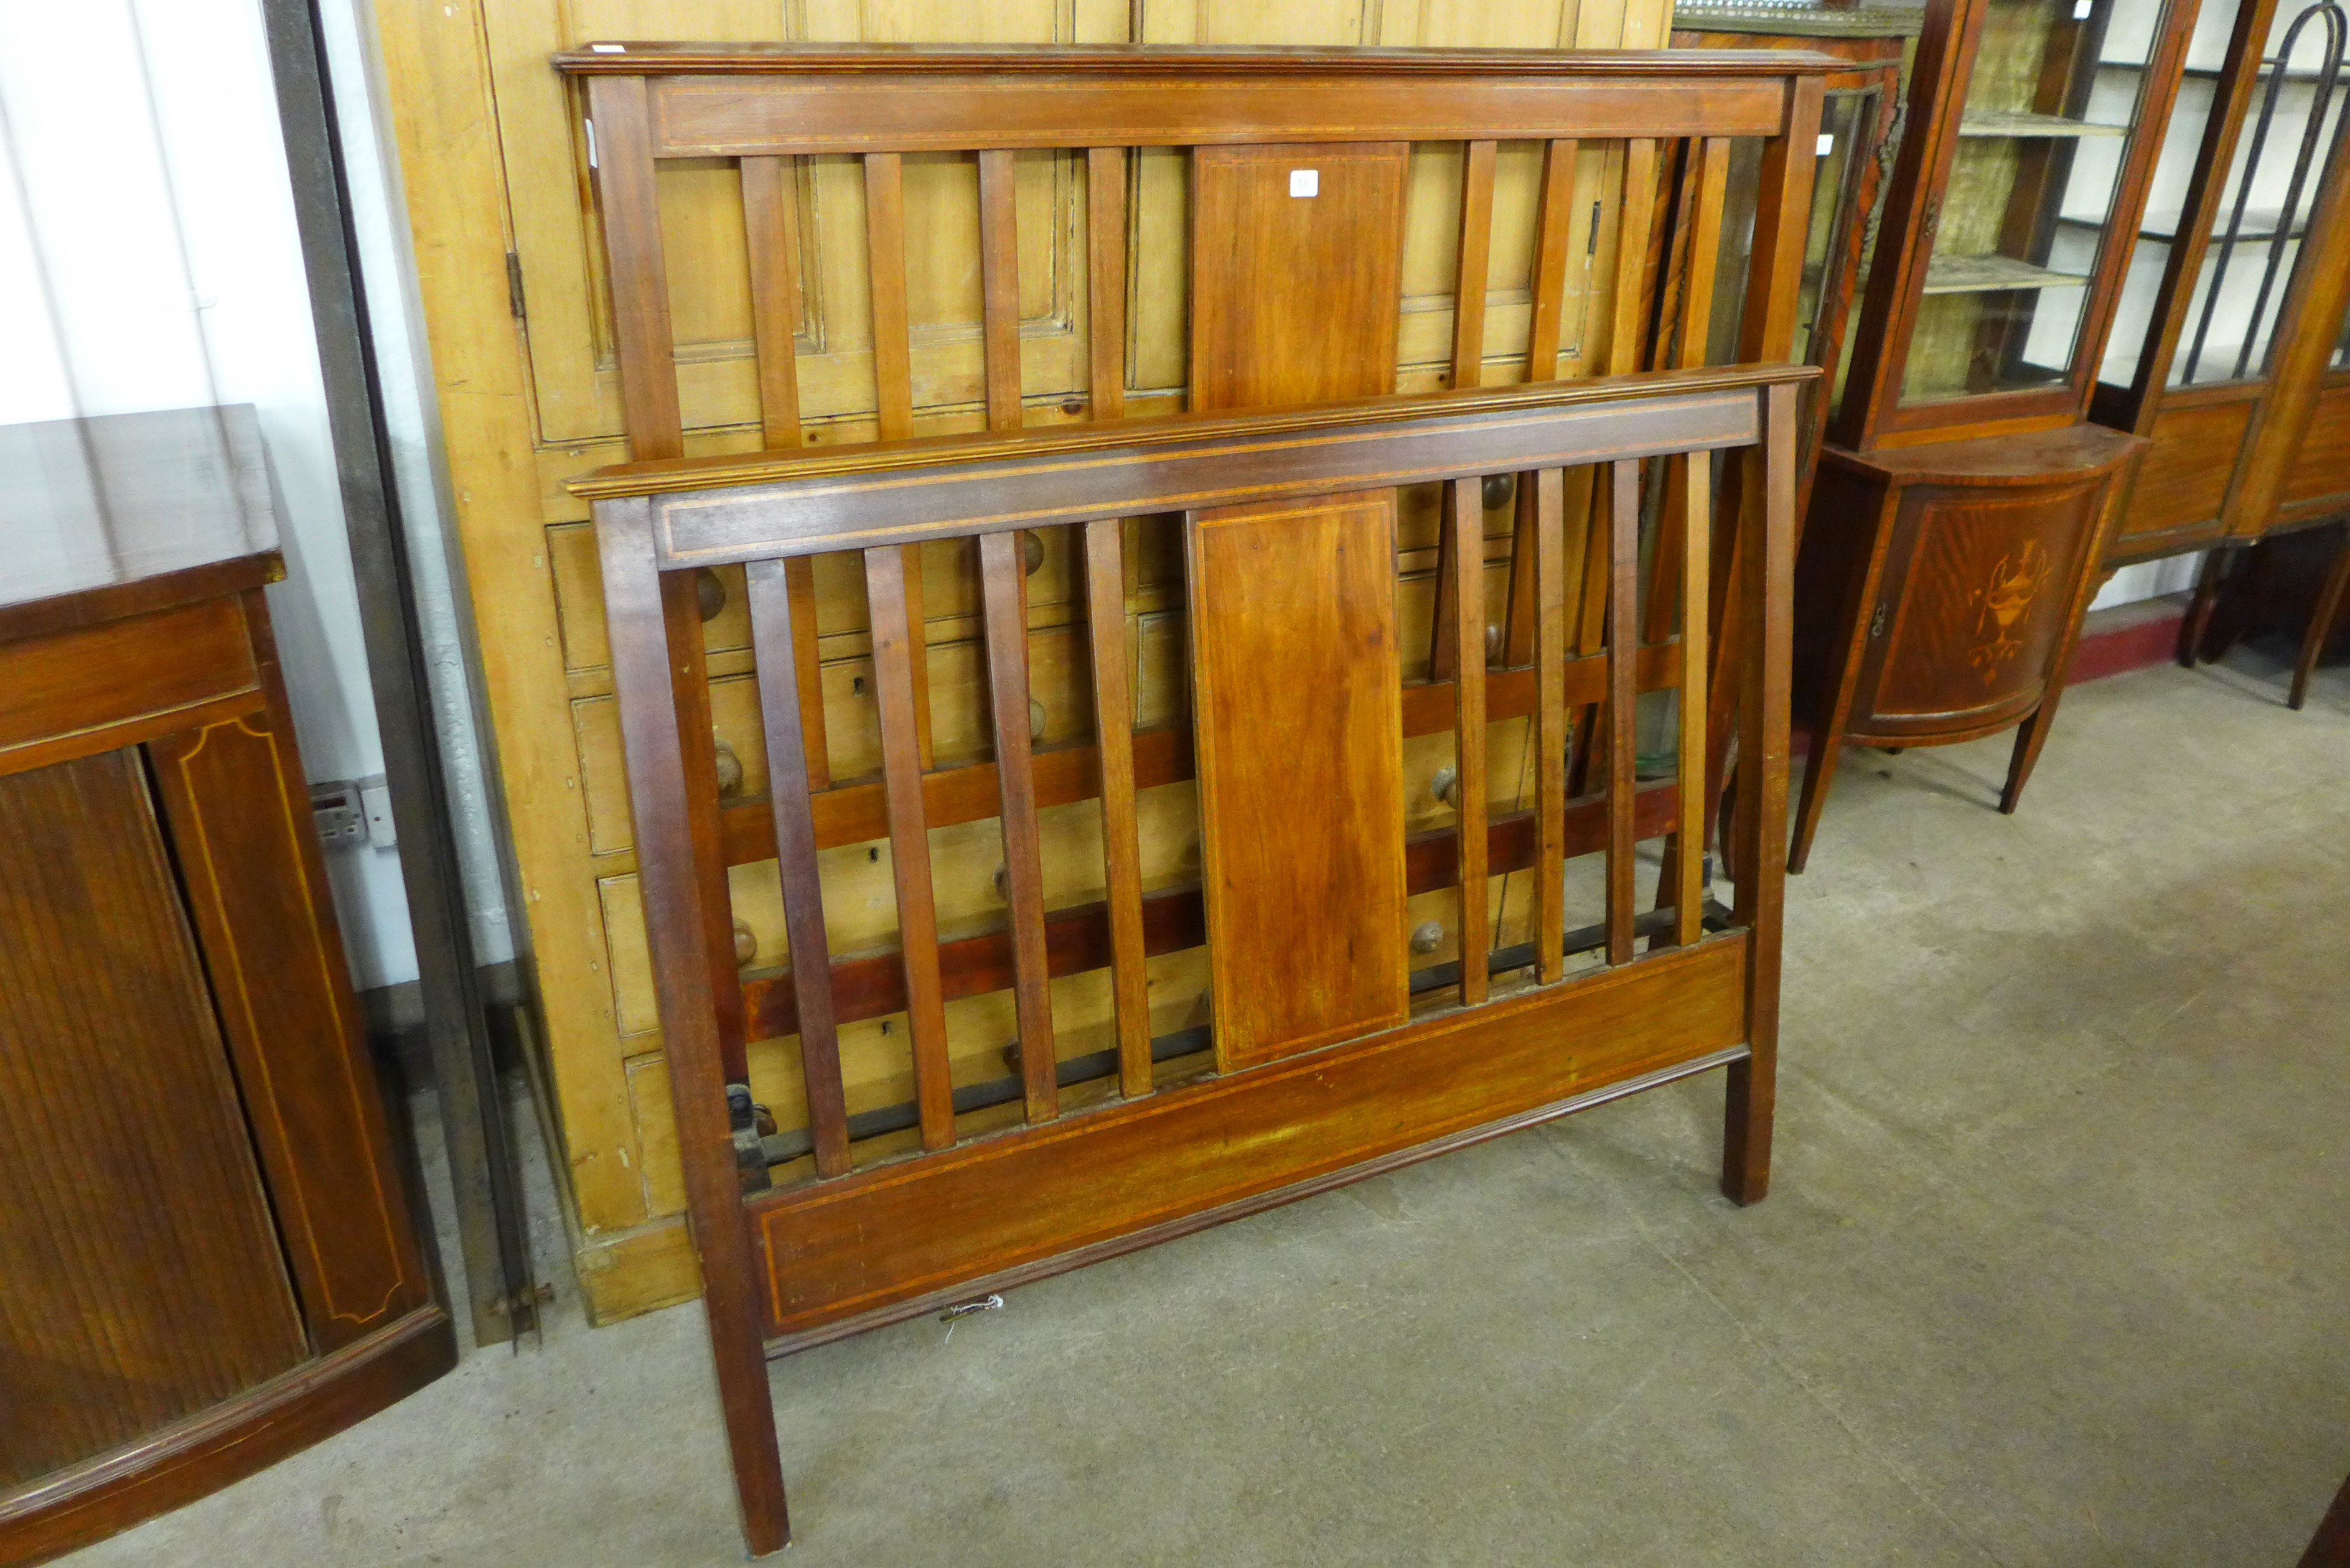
[708,1276,790,1556]
[1720,1051,1773,1205]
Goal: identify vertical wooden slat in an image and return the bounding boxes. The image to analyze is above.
[1505,139,1581,668]
[1723,381,1799,1206]
[1592,136,1665,651]
[864,152,915,442]
[1086,147,1127,419]
[662,572,751,1088]
[745,559,849,1179]
[1608,140,1662,381]
[782,559,828,791]
[1565,137,1665,759]
[862,151,932,766]
[1707,82,1826,855]
[1450,476,1490,1006]
[1606,458,1640,968]
[740,154,831,791]
[1524,139,1580,384]
[980,530,1058,1124]
[863,545,953,1150]
[741,154,804,447]
[1084,518,1151,1098]
[1431,139,1501,684]
[585,77,682,461]
[1676,138,1732,370]
[977,149,1023,432]
[593,499,786,1554]
[1674,453,1712,950]
[1644,136,1733,659]
[1449,139,1499,384]
[1084,149,1140,1090]
[1533,467,1568,984]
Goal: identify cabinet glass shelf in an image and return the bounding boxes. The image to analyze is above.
[2062,206,2313,240]
[1922,253,2094,291]
[1894,0,2153,407]
[1958,110,2133,135]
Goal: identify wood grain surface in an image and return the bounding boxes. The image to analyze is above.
[754,936,1749,1337]
[1187,492,1409,1071]
[1189,141,1406,411]
[0,747,307,1486]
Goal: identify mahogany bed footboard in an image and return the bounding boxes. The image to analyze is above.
[576,363,1807,1553]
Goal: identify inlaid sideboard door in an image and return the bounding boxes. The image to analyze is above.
[0,747,309,1486]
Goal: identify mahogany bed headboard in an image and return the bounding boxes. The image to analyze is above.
[558,42,1834,1555]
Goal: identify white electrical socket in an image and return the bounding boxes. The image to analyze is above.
[311,783,365,849]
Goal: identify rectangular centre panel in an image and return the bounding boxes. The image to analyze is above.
[1185,138,1415,1075]
[1189,140,1406,411]
[1187,491,1408,1071]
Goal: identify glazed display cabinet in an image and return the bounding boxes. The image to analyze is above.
[1791,0,2192,869]
[2091,0,2350,565]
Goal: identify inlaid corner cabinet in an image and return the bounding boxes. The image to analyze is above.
[1789,0,2195,868]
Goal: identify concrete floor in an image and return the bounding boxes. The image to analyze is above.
[67,647,2350,1567]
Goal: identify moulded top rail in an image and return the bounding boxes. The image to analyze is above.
[552,42,1854,77]
[571,363,1819,567]
[556,43,1847,149]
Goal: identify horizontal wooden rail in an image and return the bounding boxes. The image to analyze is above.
[571,365,1810,501]
[716,641,1682,869]
[556,44,1852,77]
[738,778,1679,1043]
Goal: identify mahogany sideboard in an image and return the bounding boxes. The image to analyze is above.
[0,408,452,1566]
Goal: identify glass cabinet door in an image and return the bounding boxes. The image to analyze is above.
[1899,0,2174,407]
[2102,0,2350,390]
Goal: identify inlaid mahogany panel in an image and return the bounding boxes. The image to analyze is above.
[1863,479,2105,732]
[1187,491,1409,1071]
[0,748,307,1487]
[149,704,429,1351]
[754,936,1749,1340]
[1189,141,1407,411]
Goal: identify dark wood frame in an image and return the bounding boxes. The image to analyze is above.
[1664,21,1912,515]
[2091,0,2350,568]
[553,45,1837,1553]
[578,362,1809,1556]
[1832,0,2201,450]
[0,550,453,1567]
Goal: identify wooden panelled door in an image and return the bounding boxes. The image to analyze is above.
[0,749,307,1484]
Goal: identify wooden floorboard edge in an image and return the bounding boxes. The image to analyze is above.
[760,1042,1750,1360]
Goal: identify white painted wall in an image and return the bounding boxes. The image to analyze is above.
[0,0,509,987]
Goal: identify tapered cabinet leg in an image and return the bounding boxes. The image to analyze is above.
[1787,726,1845,874]
[1999,705,2051,814]
[2290,535,2350,711]
[2180,548,2229,667]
